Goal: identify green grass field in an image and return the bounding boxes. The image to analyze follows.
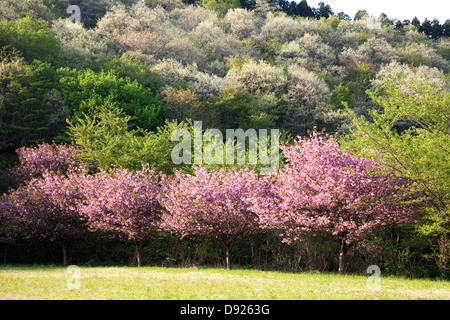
[0,265,449,300]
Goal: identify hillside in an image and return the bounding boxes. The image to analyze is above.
[0,0,449,278]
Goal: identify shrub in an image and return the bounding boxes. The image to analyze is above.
[372,61,449,91]
[175,5,209,32]
[52,18,111,56]
[203,86,276,130]
[277,33,336,71]
[192,18,237,63]
[339,37,396,69]
[145,0,184,11]
[223,8,257,39]
[330,83,354,110]
[282,66,330,136]
[161,87,202,122]
[259,12,303,43]
[400,43,450,73]
[226,59,287,95]
[118,29,157,55]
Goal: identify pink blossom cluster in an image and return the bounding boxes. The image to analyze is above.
[78,166,162,243]
[5,167,88,242]
[251,130,422,246]
[160,166,262,268]
[8,142,81,185]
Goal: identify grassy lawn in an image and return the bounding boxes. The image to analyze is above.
[0,265,449,300]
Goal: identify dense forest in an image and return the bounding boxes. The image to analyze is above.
[0,0,449,277]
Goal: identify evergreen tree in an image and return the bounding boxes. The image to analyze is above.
[431,19,443,40]
[239,0,256,9]
[314,1,333,19]
[0,58,62,152]
[379,13,394,26]
[395,20,404,29]
[354,10,368,21]
[336,12,351,21]
[411,16,421,28]
[297,0,315,18]
[443,19,450,38]
[419,18,433,37]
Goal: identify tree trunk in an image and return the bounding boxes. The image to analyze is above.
[251,240,258,270]
[225,244,232,270]
[338,240,348,275]
[62,243,69,266]
[134,240,142,267]
[221,239,234,270]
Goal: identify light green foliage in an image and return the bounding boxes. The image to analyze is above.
[67,102,275,174]
[67,104,191,174]
[343,78,449,213]
[0,16,61,64]
[57,68,163,131]
[342,77,450,270]
[330,83,354,110]
[101,54,166,92]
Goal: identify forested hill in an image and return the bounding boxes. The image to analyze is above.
[0,0,449,165]
[0,0,449,276]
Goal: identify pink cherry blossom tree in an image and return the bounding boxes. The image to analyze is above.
[8,142,81,186]
[6,167,89,265]
[161,166,261,269]
[0,195,16,244]
[78,166,162,267]
[252,129,423,274]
